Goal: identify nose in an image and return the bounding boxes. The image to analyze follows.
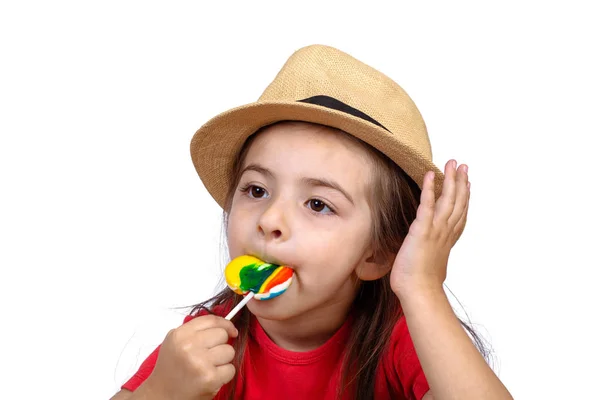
[257,198,290,242]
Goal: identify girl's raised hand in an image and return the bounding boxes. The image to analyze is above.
[138,314,238,400]
[390,160,470,297]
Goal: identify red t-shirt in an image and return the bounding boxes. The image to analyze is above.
[122,312,429,399]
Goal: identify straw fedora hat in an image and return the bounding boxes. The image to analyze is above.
[190,44,444,208]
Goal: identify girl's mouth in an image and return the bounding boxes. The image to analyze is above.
[250,253,295,270]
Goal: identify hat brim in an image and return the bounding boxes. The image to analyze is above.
[190,101,444,208]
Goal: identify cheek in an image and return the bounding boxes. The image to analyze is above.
[304,220,370,256]
[296,231,369,284]
[301,240,364,287]
[226,206,253,251]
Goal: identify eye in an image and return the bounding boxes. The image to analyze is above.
[307,199,334,214]
[243,185,268,199]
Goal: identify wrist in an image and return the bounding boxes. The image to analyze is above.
[393,277,444,301]
[134,378,171,400]
[394,278,446,306]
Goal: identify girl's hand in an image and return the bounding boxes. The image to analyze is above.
[390,160,470,297]
[140,314,238,400]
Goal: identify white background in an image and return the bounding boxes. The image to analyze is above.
[1,1,599,399]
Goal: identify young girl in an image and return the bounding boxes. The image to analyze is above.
[111,45,512,400]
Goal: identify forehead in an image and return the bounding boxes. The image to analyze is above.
[244,122,373,190]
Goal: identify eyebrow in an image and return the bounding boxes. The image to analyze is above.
[301,177,355,205]
[241,163,355,205]
[241,163,274,179]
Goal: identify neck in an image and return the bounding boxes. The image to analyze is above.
[257,294,355,352]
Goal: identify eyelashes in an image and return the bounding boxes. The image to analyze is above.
[239,183,268,199]
[238,183,336,215]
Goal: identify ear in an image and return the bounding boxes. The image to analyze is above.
[355,251,395,281]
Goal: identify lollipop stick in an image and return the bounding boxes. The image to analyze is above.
[225,292,254,321]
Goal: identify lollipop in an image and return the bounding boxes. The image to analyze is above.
[224,255,294,320]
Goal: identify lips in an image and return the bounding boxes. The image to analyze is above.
[249,253,295,271]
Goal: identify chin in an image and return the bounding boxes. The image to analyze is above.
[247,295,298,321]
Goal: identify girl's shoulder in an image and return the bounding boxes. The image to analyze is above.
[379,314,430,399]
[385,313,420,356]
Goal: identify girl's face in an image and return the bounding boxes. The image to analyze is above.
[227,122,381,321]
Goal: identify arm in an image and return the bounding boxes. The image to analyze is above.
[389,161,512,400]
[109,385,164,400]
[109,382,167,400]
[398,284,512,400]
[110,389,133,400]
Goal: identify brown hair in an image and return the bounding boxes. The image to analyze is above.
[190,122,489,399]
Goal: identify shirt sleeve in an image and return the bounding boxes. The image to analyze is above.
[121,315,196,392]
[383,315,430,400]
[121,344,161,392]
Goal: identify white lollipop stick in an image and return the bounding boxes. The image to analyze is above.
[225,292,254,321]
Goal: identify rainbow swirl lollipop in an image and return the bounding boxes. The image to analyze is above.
[224,255,294,320]
[225,255,294,300]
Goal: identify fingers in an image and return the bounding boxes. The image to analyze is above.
[435,160,458,222]
[156,314,238,397]
[416,171,436,227]
[207,344,235,366]
[453,180,471,239]
[185,314,239,338]
[418,160,470,238]
[215,363,236,386]
[203,362,236,396]
[200,328,233,348]
[448,164,469,227]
